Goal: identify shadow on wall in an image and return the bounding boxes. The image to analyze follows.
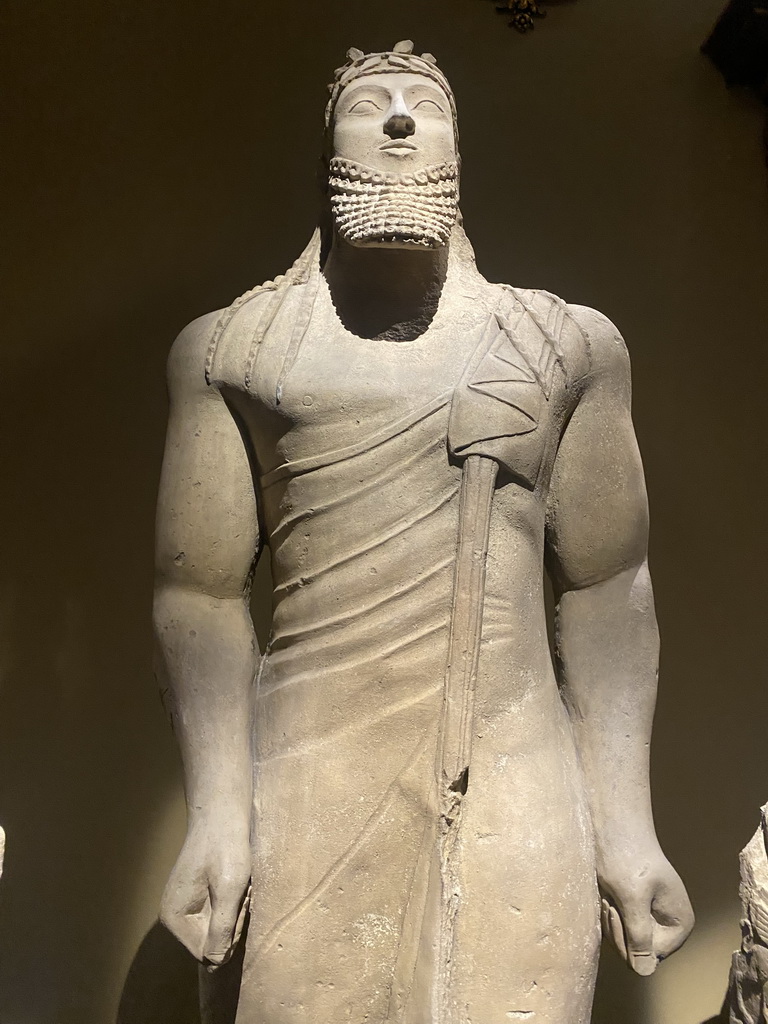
[701,1003,728,1024]
[0,333,182,1023]
[117,920,245,1024]
[117,921,199,1024]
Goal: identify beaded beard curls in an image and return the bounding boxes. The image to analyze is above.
[326,41,460,250]
[328,157,459,249]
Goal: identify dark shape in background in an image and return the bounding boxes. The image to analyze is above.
[487,0,576,34]
[702,0,768,161]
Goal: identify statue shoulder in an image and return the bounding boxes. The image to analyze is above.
[492,285,630,394]
[563,304,631,392]
[167,234,323,395]
[492,284,585,380]
[167,309,224,397]
[168,285,284,395]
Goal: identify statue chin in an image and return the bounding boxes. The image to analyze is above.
[342,231,449,252]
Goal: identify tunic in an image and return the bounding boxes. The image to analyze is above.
[206,260,601,1024]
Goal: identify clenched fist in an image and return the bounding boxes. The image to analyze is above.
[160,819,251,969]
[599,841,694,976]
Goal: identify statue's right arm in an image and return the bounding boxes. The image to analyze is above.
[153,312,261,967]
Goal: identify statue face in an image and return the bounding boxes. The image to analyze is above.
[332,72,457,172]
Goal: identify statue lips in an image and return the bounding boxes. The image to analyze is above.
[379,139,419,156]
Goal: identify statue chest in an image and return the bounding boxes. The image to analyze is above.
[223,292,573,495]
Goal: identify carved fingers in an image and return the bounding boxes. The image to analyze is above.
[648,866,696,962]
[204,877,251,969]
[600,857,694,976]
[160,854,211,962]
[601,895,657,976]
[160,836,251,969]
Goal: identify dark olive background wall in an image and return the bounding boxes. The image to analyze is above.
[2,0,766,1021]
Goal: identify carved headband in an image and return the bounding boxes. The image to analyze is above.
[325,40,458,135]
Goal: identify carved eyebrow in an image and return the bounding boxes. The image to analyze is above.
[340,83,391,108]
[348,96,385,112]
[413,96,446,110]
[405,84,450,108]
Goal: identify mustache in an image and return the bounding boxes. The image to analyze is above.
[328,157,459,189]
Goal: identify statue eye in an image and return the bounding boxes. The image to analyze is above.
[414,99,444,112]
[348,99,382,113]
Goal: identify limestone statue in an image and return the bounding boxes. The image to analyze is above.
[153,40,694,1023]
[726,805,768,1022]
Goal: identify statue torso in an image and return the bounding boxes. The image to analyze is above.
[205,270,587,737]
[203,271,598,1022]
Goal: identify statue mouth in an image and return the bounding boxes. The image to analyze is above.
[379,140,419,154]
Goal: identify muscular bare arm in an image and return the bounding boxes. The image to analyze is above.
[154,312,261,966]
[545,306,693,974]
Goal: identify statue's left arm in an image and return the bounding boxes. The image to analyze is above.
[545,305,694,975]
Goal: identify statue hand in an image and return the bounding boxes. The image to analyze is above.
[598,843,694,976]
[160,819,251,969]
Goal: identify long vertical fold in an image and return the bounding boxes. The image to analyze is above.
[437,453,498,1022]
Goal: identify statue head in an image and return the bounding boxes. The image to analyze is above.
[324,42,460,251]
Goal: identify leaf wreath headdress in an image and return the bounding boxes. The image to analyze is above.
[325,40,459,146]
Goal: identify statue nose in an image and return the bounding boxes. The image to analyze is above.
[384,113,416,139]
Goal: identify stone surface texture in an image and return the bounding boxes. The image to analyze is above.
[153,41,694,1024]
[727,805,768,1023]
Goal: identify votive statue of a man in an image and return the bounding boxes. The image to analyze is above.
[153,41,694,1024]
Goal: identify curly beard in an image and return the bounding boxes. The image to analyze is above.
[328,156,459,249]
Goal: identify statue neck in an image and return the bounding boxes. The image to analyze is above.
[322,234,449,341]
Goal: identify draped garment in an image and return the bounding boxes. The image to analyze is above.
[206,278,600,1024]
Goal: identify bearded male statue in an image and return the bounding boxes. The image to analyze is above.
[153,41,694,1024]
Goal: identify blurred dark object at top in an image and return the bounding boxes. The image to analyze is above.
[494,0,546,34]
[702,0,768,101]
[488,0,573,34]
